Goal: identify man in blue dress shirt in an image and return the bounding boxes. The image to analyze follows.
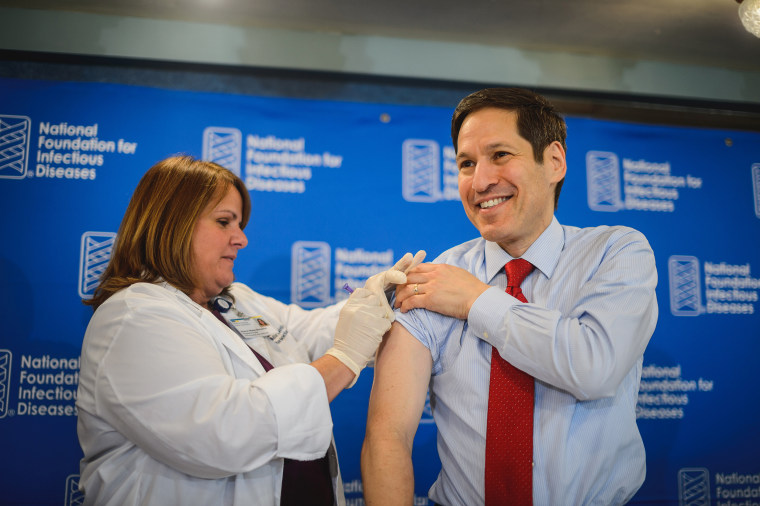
[361,88,658,506]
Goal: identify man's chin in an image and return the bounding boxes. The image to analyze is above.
[476,223,509,242]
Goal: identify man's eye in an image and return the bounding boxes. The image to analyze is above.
[458,160,474,171]
[495,151,510,159]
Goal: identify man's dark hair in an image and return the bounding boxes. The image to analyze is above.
[451,87,567,208]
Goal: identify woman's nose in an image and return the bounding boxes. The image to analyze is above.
[233,228,248,249]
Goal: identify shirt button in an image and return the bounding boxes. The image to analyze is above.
[483,331,489,340]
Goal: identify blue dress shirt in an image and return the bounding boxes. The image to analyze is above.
[395,217,659,506]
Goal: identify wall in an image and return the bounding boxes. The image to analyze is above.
[2,6,760,105]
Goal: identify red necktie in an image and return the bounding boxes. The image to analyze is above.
[485,258,535,505]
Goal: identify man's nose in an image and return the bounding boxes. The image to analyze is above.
[471,160,498,193]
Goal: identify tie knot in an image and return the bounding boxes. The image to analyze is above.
[505,259,534,288]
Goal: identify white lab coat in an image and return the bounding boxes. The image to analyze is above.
[76,281,347,506]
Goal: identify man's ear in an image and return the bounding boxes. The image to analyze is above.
[543,141,567,184]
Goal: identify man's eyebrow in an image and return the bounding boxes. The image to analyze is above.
[485,142,512,151]
[456,142,512,160]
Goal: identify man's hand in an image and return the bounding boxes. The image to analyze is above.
[394,263,490,319]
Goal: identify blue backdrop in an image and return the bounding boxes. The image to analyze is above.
[1,77,759,505]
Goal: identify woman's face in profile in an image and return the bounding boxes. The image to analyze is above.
[189,186,248,305]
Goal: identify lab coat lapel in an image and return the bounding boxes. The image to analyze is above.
[210,316,269,376]
[162,283,269,376]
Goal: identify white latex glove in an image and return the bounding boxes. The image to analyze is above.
[325,287,393,386]
[364,250,426,317]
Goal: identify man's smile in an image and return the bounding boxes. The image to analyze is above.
[478,196,511,209]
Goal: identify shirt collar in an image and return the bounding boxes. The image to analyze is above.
[484,216,564,282]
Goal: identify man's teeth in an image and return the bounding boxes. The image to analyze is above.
[479,197,507,209]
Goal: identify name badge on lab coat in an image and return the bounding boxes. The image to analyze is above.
[228,316,274,340]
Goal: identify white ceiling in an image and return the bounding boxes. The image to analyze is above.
[7,0,760,71]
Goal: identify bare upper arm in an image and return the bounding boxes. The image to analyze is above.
[365,320,433,449]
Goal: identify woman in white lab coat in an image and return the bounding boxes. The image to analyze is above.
[76,155,423,506]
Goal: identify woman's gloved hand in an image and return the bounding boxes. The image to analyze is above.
[325,287,394,384]
[325,250,425,385]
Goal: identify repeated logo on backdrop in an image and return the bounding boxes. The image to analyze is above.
[78,232,116,299]
[0,349,11,419]
[0,113,139,181]
[203,126,243,177]
[636,363,714,421]
[678,468,711,506]
[291,241,333,307]
[678,468,760,506]
[585,150,703,213]
[203,126,344,193]
[0,114,31,179]
[65,474,84,506]
[668,256,759,316]
[76,232,398,310]
[290,241,395,307]
[0,348,80,419]
[401,139,459,203]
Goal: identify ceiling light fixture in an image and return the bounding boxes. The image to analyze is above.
[738,0,760,37]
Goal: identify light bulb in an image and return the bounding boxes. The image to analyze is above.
[739,0,760,37]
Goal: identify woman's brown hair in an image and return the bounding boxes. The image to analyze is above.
[85,155,251,309]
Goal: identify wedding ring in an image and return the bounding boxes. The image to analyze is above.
[414,284,419,295]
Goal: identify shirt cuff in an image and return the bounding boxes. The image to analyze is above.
[467,286,519,350]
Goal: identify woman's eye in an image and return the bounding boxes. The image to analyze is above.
[217,219,229,227]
